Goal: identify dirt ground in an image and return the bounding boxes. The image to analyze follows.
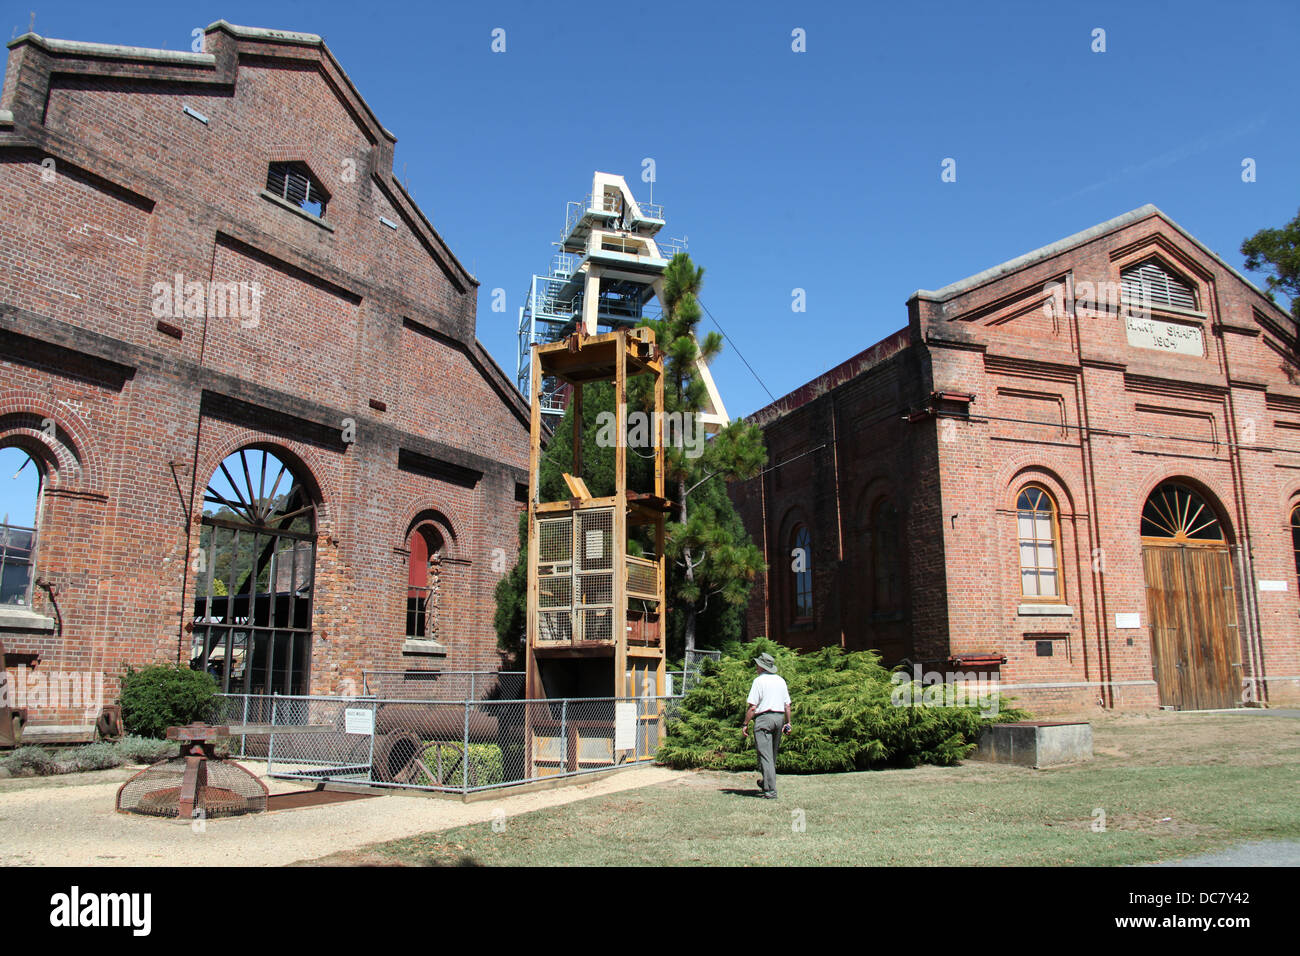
[0,761,679,867]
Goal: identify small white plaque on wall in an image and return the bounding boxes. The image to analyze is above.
[1115,613,1141,629]
[1258,580,1288,592]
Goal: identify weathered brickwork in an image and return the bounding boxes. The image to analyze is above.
[732,205,1300,713]
[0,23,530,727]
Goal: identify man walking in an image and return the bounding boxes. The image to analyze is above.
[741,652,792,799]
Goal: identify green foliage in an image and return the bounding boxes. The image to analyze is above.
[118,662,219,739]
[416,742,504,787]
[656,639,1027,772]
[115,735,181,764]
[0,737,185,776]
[643,254,766,654]
[493,511,529,660]
[53,742,123,773]
[1,745,57,775]
[1241,208,1300,320]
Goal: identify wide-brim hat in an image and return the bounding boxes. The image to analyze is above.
[754,652,777,673]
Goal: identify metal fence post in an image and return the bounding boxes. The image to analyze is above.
[559,698,567,778]
[469,672,476,702]
[462,700,470,793]
[240,693,249,759]
[367,698,377,784]
[267,694,277,776]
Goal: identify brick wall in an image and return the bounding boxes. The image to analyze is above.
[734,206,1300,714]
[0,23,530,727]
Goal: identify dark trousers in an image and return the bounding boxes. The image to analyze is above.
[754,711,785,795]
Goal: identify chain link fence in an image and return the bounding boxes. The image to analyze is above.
[682,648,721,693]
[215,689,683,794]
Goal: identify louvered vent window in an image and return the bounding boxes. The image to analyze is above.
[266,162,328,218]
[1122,259,1198,311]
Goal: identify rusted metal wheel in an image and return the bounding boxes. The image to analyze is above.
[372,732,423,784]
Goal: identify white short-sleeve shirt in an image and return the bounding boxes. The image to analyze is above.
[747,673,791,714]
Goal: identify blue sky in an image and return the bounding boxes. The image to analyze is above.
[2,0,1298,522]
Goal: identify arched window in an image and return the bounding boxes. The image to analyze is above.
[266,161,329,218]
[791,525,813,623]
[1292,506,1300,590]
[406,523,446,643]
[0,447,41,607]
[1121,258,1198,311]
[1017,485,1061,600]
[192,447,316,695]
[1141,483,1224,543]
[872,500,901,612]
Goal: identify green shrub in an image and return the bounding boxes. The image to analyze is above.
[417,742,504,788]
[655,639,1027,773]
[118,662,219,739]
[114,735,179,764]
[53,743,123,773]
[1,746,57,776]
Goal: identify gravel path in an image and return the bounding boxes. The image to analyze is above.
[1147,839,1300,866]
[0,762,680,867]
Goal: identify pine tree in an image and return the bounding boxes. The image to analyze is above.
[1241,208,1300,320]
[642,254,766,657]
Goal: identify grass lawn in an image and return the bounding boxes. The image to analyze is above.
[308,711,1300,866]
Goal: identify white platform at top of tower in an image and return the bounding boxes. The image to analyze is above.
[562,172,670,275]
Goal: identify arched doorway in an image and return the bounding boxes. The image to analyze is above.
[1139,482,1240,710]
[191,447,316,695]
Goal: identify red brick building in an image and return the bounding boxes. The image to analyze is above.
[0,22,530,731]
[731,205,1300,713]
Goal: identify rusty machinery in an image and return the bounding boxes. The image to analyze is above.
[116,722,268,819]
[0,638,123,748]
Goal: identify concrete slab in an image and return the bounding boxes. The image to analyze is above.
[973,721,1093,769]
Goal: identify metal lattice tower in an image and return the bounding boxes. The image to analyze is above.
[516,172,727,428]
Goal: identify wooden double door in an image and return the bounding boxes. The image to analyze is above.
[1141,544,1240,710]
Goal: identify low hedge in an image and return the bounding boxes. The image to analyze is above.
[656,639,1027,772]
[0,737,183,777]
[417,742,504,788]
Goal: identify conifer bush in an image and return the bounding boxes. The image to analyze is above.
[656,639,1026,772]
[118,662,219,739]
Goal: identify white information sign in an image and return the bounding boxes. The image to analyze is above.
[1115,612,1141,629]
[1258,580,1288,592]
[614,702,637,751]
[1125,316,1203,356]
[344,707,374,735]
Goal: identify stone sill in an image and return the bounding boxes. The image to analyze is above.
[1017,604,1074,617]
[0,606,56,631]
[402,639,448,657]
[260,190,334,232]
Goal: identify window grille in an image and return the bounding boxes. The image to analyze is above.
[1122,259,1197,311]
[266,162,328,217]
